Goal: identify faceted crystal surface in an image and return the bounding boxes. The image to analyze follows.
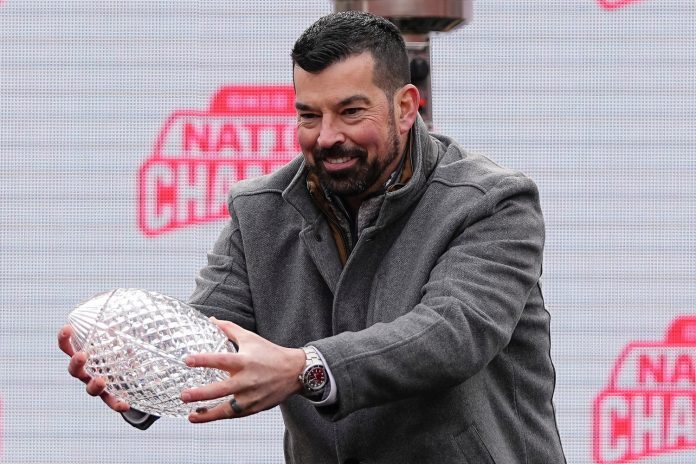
[68,288,236,417]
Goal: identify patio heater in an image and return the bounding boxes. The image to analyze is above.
[332,0,473,128]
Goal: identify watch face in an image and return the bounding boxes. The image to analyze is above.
[304,365,327,391]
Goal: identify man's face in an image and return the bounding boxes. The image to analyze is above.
[294,53,404,201]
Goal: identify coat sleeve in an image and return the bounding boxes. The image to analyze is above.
[310,174,546,420]
[121,409,159,430]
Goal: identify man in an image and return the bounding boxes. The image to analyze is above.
[59,11,566,463]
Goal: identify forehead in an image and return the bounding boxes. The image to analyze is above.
[293,53,384,108]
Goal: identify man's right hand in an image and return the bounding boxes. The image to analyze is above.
[57,324,130,413]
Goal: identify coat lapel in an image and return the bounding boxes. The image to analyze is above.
[283,162,343,293]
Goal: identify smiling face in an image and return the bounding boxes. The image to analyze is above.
[294,53,417,207]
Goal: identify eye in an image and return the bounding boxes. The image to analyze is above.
[343,107,363,116]
[297,113,320,126]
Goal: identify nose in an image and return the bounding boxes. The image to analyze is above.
[316,115,345,149]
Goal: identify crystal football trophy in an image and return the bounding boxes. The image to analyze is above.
[68,288,236,417]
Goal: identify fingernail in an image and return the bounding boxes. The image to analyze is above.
[185,357,195,367]
[181,392,191,402]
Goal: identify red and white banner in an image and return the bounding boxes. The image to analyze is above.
[597,0,643,10]
[138,86,299,236]
[595,318,696,463]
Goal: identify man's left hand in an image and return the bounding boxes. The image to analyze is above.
[181,317,305,423]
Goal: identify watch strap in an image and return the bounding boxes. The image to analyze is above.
[299,346,328,397]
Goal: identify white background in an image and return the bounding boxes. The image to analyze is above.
[1,0,695,462]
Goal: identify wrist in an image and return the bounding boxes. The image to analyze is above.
[298,346,329,398]
[289,348,306,395]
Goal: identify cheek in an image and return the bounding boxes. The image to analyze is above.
[351,127,386,155]
[297,128,317,156]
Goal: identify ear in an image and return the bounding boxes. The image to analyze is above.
[394,84,420,135]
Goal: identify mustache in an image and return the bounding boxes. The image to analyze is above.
[313,145,367,161]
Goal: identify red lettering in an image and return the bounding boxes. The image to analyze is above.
[139,158,295,236]
[210,164,237,217]
[183,123,210,153]
[247,123,290,153]
[271,124,288,152]
[176,163,208,223]
[667,395,696,448]
[140,86,300,236]
[632,395,664,456]
[671,355,696,384]
[638,354,664,385]
[595,394,630,463]
[597,0,642,10]
[138,161,175,235]
[180,121,297,155]
[215,123,241,153]
[595,392,696,464]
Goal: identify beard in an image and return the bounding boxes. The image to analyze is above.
[308,119,402,198]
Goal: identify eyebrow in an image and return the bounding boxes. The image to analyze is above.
[294,102,313,111]
[338,95,371,107]
[295,94,372,111]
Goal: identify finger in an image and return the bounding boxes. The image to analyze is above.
[181,379,233,403]
[86,378,130,412]
[86,376,107,397]
[57,325,75,356]
[100,391,130,412]
[188,398,241,423]
[68,352,92,383]
[185,352,244,372]
[210,317,245,346]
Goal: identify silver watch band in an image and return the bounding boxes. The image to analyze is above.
[299,346,327,397]
[303,346,322,365]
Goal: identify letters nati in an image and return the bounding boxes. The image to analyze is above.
[594,317,696,463]
[137,86,299,236]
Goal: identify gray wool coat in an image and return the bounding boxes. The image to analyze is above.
[189,116,566,463]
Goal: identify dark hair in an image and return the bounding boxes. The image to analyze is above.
[291,11,410,97]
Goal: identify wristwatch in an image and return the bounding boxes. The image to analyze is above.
[299,346,328,398]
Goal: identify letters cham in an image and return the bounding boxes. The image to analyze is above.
[594,320,696,463]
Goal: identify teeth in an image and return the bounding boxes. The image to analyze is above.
[325,157,351,164]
